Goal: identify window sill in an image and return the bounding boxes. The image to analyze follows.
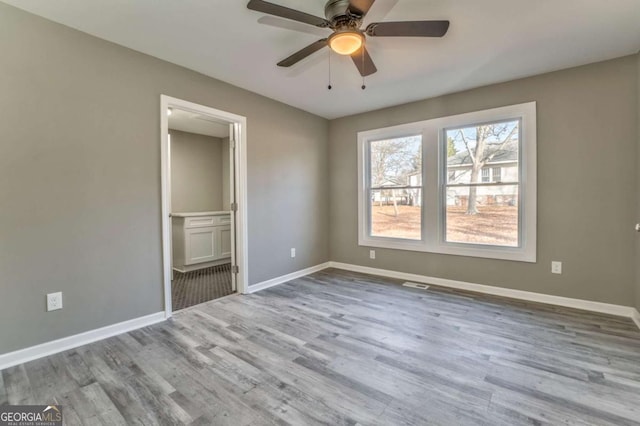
[359,236,536,263]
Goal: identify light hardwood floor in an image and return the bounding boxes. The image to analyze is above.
[2,268,640,425]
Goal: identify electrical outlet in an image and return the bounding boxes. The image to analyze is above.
[369,250,376,260]
[47,292,63,311]
[551,261,562,275]
[290,248,296,258]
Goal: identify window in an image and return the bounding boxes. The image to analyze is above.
[445,120,520,247]
[368,136,422,240]
[492,167,502,183]
[357,102,536,262]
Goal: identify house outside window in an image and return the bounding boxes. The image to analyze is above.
[357,102,536,262]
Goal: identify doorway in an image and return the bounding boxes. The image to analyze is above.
[160,95,248,317]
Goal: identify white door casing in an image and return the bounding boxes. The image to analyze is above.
[160,95,248,318]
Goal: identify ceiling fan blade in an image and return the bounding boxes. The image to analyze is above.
[362,0,398,26]
[366,20,450,37]
[277,39,328,67]
[247,0,330,28]
[258,16,331,37]
[348,0,376,17]
[351,46,377,76]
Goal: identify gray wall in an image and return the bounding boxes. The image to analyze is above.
[329,56,638,307]
[169,130,223,213]
[1,1,637,357]
[0,3,329,354]
[636,52,640,311]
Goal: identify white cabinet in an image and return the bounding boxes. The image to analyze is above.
[172,212,231,272]
[217,226,232,258]
[185,227,218,264]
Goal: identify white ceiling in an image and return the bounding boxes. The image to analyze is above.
[5,0,640,119]
[168,108,229,138]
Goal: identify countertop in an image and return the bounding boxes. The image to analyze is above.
[171,211,231,218]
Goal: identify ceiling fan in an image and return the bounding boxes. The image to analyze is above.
[247,0,450,77]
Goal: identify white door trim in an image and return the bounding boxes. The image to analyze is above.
[160,95,249,318]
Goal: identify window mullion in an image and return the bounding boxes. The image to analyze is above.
[444,182,520,188]
[423,123,440,249]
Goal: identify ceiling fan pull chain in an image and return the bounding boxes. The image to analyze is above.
[328,50,333,90]
[361,47,366,90]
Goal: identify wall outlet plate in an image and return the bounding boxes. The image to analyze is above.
[290,248,296,258]
[551,261,562,274]
[47,292,63,311]
[369,250,376,259]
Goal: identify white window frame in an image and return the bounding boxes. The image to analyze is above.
[357,102,537,263]
[366,134,425,245]
[481,167,491,183]
[491,167,502,183]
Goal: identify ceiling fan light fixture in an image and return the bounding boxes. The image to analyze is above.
[328,30,364,55]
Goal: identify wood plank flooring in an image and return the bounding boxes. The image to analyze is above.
[2,268,640,425]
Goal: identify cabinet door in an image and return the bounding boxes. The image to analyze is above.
[216,225,232,258]
[185,227,217,265]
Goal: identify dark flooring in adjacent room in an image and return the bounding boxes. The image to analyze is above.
[2,268,640,425]
[171,263,233,311]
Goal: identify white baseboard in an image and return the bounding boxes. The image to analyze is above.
[0,312,166,371]
[1,261,334,371]
[3,263,637,372]
[247,262,331,294]
[632,309,640,330]
[329,262,639,323]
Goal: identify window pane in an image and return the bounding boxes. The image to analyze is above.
[371,188,422,240]
[370,136,422,187]
[369,135,422,240]
[445,120,519,185]
[492,167,502,182]
[481,168,490,182]
[444,120,520,248]
[445,185,519,246]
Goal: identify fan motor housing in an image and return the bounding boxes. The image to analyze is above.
[324,0,353,22]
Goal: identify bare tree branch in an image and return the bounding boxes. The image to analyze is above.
[458,129,476,165]
[481,124,518,163]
